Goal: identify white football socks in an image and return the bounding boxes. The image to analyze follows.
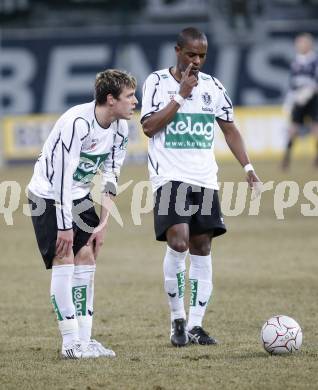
[187,253,213,330]
[50,264,78,345]
[72,264,96,346]
[163,245,188,321]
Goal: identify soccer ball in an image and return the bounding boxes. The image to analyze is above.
[261,315,302,355]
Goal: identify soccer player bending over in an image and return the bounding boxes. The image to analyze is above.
[28,69,137,359]
[141,27,261,347]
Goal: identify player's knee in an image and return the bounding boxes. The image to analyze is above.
[52,254,74,266]
[166,223,189,253]
[191,244,211,256]
[190,237,212,255]
[74,245,96,265]
[168,238,189,253]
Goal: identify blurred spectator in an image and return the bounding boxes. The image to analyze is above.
[282,33,318,169]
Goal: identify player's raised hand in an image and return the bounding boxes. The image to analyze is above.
[182,62,193,78]
[179,63,198,98]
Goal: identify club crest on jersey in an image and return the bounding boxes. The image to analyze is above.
[82,137,98,150]
[201,92,212,105]
[89,139,98,150]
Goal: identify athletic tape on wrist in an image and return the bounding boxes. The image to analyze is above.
[244,163,254,173]
[174,94,185,107]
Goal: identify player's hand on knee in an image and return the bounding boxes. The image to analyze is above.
[56,229,73,258]
[93,237,104,258]
[87,227,105,258]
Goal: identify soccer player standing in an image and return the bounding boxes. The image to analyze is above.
[141,27,261,347]
[28,69,137,359]
[281,33,318,169]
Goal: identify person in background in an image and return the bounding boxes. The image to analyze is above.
[282,33,318,169]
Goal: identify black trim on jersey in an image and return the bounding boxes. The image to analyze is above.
[140,73,163,123]
[94,103,111,130]
[60,145,66,229]
[116,130,125,148]
[140,112,154,123]
[211,77,233,122]
[211,77,223,91]
[148,153,159,175]
[151,72,161,110]
[168,67,180,84]
[58,227,73,231]
[58,116,86,229]
[217,118,234,124]
[45,158,49,181]
[141,111,159,123]
[49,133,61,184]
[80,118,90,140]
[67,117,87,151]
[111,145,116,170]
[221,92,233,122]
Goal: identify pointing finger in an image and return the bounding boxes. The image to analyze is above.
[184,63,192,76]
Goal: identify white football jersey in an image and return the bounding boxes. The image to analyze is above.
[141,68,234,192]
[28,101,128,230]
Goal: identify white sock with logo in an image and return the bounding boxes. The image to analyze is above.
[163,245,188,322]
[72,265,96,346]
[50,264,78,345]
[187,253,213,330]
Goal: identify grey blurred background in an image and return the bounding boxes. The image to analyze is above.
[1,0,318,115]
[1,0,318,164]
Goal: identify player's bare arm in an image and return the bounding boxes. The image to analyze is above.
[217,119,261,188]
[142,64,197,138]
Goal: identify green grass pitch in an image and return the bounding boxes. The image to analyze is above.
[0,158,318,390]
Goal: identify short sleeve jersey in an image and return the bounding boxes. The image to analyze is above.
[28,101,128,230]
[141,68,234,192]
